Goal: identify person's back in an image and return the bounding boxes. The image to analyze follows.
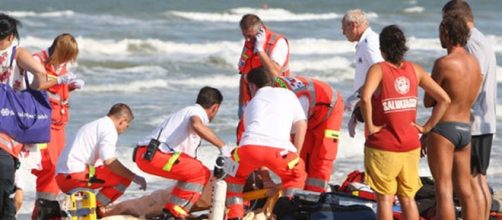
[433,50,481,122]
[56,116,117,173]
[424,15,481,220]
[241,86,301,150]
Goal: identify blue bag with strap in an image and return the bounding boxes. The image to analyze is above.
[0,46,52,144]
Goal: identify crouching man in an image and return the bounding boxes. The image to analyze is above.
[226,68,308,220]
[55,103,147,215]
[134,86,228,219]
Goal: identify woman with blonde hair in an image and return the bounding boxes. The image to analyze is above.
[29,33,85,220]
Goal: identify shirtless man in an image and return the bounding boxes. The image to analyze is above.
[424,15,482,220]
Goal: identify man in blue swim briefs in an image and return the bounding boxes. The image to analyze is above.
[423,14,482,220]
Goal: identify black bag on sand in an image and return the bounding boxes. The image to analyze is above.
[279,191,376,220]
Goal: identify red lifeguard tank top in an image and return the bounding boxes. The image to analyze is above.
[365,61,420,152]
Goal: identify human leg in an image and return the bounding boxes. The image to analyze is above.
[135,147,209,218]
[225,146,260,219]
[0,148,16,220]
[397,196,419,220]
[427,132,455,220]
[395,148,421,220]
[375,193,394,220]
[471,134,493,220]
[304,95,343,192]
[453,144,476,220]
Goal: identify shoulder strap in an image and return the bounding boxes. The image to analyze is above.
[9,46,16,68]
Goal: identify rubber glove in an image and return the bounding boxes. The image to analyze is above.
[57,72,77,85]
[345,92,360,112]
[219,145,232,157]
[132,175,147,191]
[254,26,266,53]
[69,78,85,89]
[348,113,358,138]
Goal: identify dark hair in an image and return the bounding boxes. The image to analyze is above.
[442,0,473,22]
[107,103,134,120]
[247,67,274,89]
[240,14,262,30]
[196,86,223,108]
[379,25,408,65]
[0,13,21,41]
[440,14,470,47]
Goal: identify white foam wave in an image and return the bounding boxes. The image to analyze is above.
[291,57,352,74]
[5,10,75,18]
[291,38,355,55]
[20,35,502,75]
[407,37,441,51]
[84,79,169,93]
[168,7,341,22]
[170,74,240,88]
[83,74,239,93]
[403,6,425,13]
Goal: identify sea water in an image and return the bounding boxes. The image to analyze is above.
[1,0,501,218]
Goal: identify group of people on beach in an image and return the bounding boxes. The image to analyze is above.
[0,0,497,219]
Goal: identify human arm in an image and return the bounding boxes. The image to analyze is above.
[360,64,383,135]
[190,115,225,149]
[414,63,450,133]
[423,60,444,108]
[104,158,146,190]
[104,157,135,180]
[254,27,287,76]
[292,119,307,152]
[14,47,53,90]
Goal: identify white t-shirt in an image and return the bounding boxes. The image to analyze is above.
[270,38,288,67]
[240,87,306,152]
[138,104,209,158]
[354,27,384,91]
[466,27,497,135]
[56,116,118,174]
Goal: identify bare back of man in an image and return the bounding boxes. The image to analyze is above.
[424,17,482,220]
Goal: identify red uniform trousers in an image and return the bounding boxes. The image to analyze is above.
[32,125,66,200]
[225,145,306,219]
[55,166,132,206]
[134,146,210,218]
[301,92,344,192]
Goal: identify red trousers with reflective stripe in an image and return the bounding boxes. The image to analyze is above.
[55,166,132,206]
[301,92,344,192]
[225,145,306,218]
[134,146,210,217]
[32,126,66,197]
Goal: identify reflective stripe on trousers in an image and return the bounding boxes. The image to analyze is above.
[225,196,243,207]
[306,177,328,191]
[227,183,244,193]
[168,194,192,210]
[96,192,112,205]
[178,181,204,192]
[283,188,302,198]
[36,192,60,201]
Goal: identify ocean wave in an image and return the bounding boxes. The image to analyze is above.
[292,57,353,73]
[83,79,169,93]
[20,35,502,75]
[168,7,341,22]
[403,6,425,13]
[5,10,75,18]
[83,74,239,93]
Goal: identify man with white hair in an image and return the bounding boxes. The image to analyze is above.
[341,9,383,137]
